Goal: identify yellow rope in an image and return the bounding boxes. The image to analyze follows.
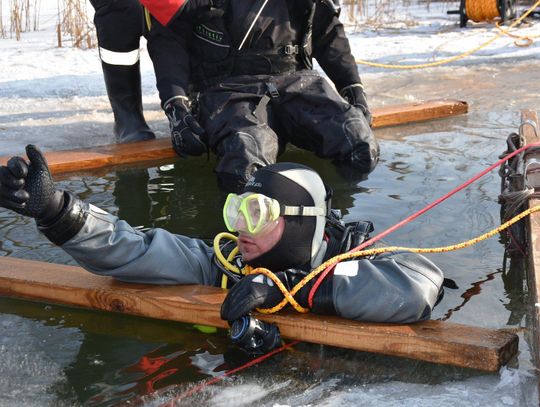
[496,20,540,47]
[144,8,152,31]
[354,0,540,69]
[251,204,540,314]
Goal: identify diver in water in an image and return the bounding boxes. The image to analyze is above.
[0,145,443,327]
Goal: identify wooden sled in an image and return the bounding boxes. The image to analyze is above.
[0,256,517,372]
[0,99,468,176]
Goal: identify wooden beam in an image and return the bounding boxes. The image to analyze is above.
[0,99,468,176]
[0,256,516,372]
[522,111,540,371]
[371,98,468,128]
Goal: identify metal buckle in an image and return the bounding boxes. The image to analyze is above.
[283,44,299,55]
[266,83,280,99]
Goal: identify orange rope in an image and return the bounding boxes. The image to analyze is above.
[466,0,500,22]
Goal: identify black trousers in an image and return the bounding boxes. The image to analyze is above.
[197,70,379,192]
[90,0,145,53]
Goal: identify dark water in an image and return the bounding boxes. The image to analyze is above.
[1,110,538,406]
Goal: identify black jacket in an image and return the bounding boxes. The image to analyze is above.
[145,0,361,104]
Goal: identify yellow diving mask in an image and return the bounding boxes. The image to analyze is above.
[223,192,326,236]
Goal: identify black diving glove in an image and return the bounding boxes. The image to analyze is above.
[220,269,336,322]
[340,84,373,127]
[164,97,208,158]
[0,144,64,224]
[221,272,285,322]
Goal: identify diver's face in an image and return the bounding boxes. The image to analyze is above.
[237,217,285,262]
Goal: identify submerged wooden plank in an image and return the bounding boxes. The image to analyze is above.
[522,111,540,371]
[0,99,468,176]
[0,256,516,372]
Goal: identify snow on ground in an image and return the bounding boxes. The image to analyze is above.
[347,2,540,68]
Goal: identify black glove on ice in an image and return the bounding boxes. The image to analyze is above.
[165,97,207,158]
[0,145,64,224]
[340,84,373,127]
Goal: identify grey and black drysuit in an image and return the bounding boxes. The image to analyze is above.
[40,192,444,324]
[144,0,380,191]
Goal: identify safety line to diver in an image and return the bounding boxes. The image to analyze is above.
[354,0,540,69]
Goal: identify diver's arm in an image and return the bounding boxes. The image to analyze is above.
[0,145,215,286]
[41,193,217,286]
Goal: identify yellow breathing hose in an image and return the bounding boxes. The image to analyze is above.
[214,232,253,288]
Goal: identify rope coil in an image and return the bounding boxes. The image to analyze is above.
[466,0,501,22]
[354,0,540,69]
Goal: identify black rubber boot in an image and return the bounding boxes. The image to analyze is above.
[102,61,155,143]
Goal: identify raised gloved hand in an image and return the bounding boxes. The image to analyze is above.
[340,84,373,127]
[164,97,207,158]
[0,145,64,224]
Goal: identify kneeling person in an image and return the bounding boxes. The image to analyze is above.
[0,146,443,324]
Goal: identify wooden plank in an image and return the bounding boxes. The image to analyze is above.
[522,111,540,371]
[0,99,468,176]
[371,99,468,128]
[0,138,178,176]
[0,256,517,372]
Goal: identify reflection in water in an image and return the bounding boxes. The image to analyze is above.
[146,159,225,238]
[113,168,151,229]
[502,256,528,327]
[440,270,501,321]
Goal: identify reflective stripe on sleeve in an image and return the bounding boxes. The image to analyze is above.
[99,47,140,66]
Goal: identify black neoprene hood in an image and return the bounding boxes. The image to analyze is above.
[242,162,327,271]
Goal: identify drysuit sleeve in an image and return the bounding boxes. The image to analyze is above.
[39,194,217,286]
[331,252,444,323]
[146,15,191,105]
[312,0,362,92]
